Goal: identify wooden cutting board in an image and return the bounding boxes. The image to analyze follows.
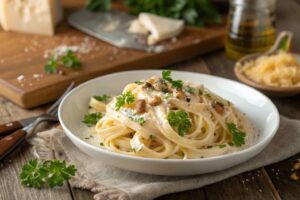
[0,0,225,109]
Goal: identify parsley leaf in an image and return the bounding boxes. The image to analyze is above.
[93,95,111,103]
[83,112,102,127]
[184,86,196,94]
[130,115,145,125]
[44,57,58,74]
[162,70,183,89]
[227,123,246,147]
[45,160,77,188]
[60,50,81,69]
[115,91,135,111]
[124,0,221,26]
[20,159,76,189]
[134,80,145,85]
[86,0,112,12]
[167,110,192,136]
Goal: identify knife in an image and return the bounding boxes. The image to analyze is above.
[68,9,164,52]
[0,117,38,137]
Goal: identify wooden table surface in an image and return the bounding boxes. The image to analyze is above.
[0,0,299,199]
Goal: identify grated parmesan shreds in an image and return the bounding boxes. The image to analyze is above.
[243,51,300,87]
[43,37,96,58]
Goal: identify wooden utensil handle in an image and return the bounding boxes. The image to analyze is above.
[0,129,26,161]
[0,121,23,137]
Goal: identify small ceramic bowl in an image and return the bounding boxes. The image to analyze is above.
[234,53,300,97]
[234,31,300,97]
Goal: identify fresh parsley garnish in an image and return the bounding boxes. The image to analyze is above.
[93,95,111,103]
[20,159,76,188]
[130,115,146,125]
[44,50,81,74]
[162,70,183,89]
[164,93,172,100]
[124,109,146,125]
[227,123,246,147]
[61,50,81,69]
[115,91,135,111]
[44,57,58,74]
[86,0,111,11]
[184,86,196,94]
[219,144,226,148]
[134,80,144,85]
[167,110,192,136]
[83,112,102,127]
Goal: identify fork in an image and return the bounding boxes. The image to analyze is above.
[0,82,75,161]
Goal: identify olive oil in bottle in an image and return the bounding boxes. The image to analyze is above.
[225,0,276,60]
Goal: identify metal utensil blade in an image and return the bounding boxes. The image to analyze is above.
[68,9,159,52]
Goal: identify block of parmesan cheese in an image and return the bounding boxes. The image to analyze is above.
[0,0,63,36]
[138,13,184,45]
[128,19,148,35]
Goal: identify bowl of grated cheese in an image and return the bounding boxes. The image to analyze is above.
[235,51,300,97]
[234,31,300,97]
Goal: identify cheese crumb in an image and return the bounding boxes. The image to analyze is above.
[17,75,25,82]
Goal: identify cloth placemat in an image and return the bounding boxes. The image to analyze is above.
[29,116,300,200]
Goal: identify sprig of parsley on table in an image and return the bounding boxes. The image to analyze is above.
[44,50,81,74]
[93,94,111,103]
[44,56,58,74]
[115,91,135,111]
[162,70,183,90]
[20,159,76,188]
[167,110,192,136]
[227,123,246,147]
[83,112,102,127]
[61,50,81,69]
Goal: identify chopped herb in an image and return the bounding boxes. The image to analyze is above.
[100,142,104,146]
[60,50,81,69]
[167,110,192,136]
[204,92,211,97]
[115,91,135,111]
[124,0,221,27]
[162,70,183,89]
[219,144,226,148]
[124,109,146,125]
[227,123,246,147]
[86,0,111,12]
[84,137,90,140]
[131,116,145,125]
[184,86,196,94]
[149,135,153,139]
[83,112,102,127]
[198,90,203,96]
[44,56,58,74]
[93,94,111,103]
[134,80,144,85]
[164,93,172,100]
[20,159,76,189]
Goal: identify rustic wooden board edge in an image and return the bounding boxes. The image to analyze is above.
[4,31,224,109]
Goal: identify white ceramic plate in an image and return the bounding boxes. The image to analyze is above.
[59,70,279,176]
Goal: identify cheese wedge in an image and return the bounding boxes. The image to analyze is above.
[0,0,63,36]
[128,19,148,35]
[138,13,184,45]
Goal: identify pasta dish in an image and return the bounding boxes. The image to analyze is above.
[83,70,257,159]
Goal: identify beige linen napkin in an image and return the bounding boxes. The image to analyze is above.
[29,116,300,200]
